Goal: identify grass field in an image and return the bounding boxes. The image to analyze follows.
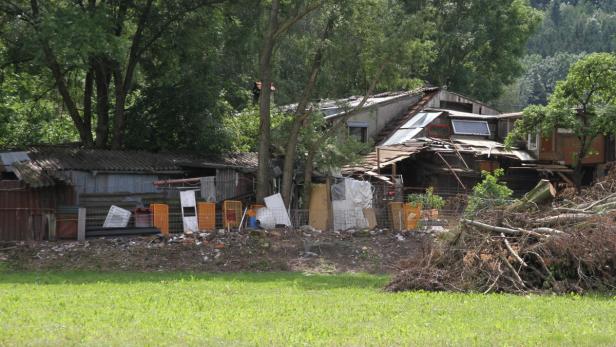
[1,270,615,346]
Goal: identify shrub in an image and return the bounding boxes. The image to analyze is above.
[465,169,513,215]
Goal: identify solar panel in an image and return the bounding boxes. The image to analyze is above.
[451,120,490,136]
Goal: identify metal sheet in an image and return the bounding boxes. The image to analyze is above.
[399,112,442,129]
[381,128,423,145]
[0,152,30,172]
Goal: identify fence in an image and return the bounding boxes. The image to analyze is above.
[0,208,55,241]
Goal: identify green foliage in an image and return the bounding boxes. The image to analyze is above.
[465,169,513,214]
[224,106,290,153]
[423,0,541,101]
[1,271,616,345]
[406,187,445,210]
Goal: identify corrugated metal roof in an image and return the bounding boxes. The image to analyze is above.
[21,147,258,172]
[1,147,258,188]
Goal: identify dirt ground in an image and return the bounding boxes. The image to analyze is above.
[0,228,432,274]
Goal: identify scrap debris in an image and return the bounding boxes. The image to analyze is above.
[387,167,616,294]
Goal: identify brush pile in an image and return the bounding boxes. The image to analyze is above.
[387,167,616,294]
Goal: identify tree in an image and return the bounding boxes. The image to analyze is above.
[422,0,540,100]
[506,53,616,186]
[255,0,323,203]
[0,0,224,149]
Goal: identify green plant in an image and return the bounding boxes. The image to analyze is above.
[406,187,445,210]
[465,169,513,215]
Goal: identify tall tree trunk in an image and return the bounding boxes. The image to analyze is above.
[94,59,111,148]
[255,0,280,203]
[280,14,335,207]
[111,0,153,149]
[83,67,94,138]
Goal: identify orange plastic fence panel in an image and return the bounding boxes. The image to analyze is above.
[198,202,216,230]
[223,200,243,228]
[150,203,169,236]
[403,203,421,230]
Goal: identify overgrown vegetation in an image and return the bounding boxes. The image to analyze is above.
[1,271,615,346]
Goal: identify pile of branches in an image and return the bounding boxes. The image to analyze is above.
[387,169,616,294]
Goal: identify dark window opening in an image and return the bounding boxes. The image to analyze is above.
[440,100,473,113]
[349,126,368,143]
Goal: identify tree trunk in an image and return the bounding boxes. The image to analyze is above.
[280,15,334,207]
[573,134,591,188]
[302,148,317,208]
[111,62,127,149]
[255,0,280,203]
[83,67,94,139]
[94,59,111,148]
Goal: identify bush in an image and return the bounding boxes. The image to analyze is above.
[465,169,513,215]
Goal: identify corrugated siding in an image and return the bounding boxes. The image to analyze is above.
[66,171,160,194]
[0,181,75,241]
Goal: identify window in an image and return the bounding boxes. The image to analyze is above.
[527,133,539,151]
[348,126,368,142]
[451,120,491,136]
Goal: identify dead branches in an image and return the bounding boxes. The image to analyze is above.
[387,167,616,294]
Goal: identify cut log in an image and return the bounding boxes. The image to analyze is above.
[506,179,556,212]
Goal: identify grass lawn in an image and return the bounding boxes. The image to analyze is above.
[1,270,615,346]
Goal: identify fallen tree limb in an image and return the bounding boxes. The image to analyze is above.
[580,192,616,211]
[533,213,594,226]
[461,219,522,236]
[532,227,566,235]
[500,232,527,267]
[462,219,545,238]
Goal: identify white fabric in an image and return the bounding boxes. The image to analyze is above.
[332,178,373,230]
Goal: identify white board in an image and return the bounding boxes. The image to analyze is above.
[103,205,131,228]
[180,190,199,233]
[263,193,292,227]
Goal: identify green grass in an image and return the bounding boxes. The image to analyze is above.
[0,271,615,346]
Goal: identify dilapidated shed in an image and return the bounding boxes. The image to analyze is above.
[0,146,257,240]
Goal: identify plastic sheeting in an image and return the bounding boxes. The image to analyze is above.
[256,193,292,229]
[332,178,373,230]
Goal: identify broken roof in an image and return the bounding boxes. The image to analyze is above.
[343,137,536,178]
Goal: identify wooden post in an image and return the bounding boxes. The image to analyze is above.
[77,207,86,241]
[376,147,381,175]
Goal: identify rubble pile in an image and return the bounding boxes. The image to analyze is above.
[1,226,424,273]
[387,168,616,294]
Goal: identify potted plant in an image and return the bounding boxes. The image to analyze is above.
[407,187,445,220]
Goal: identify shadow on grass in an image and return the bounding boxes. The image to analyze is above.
[0,269,388,290]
